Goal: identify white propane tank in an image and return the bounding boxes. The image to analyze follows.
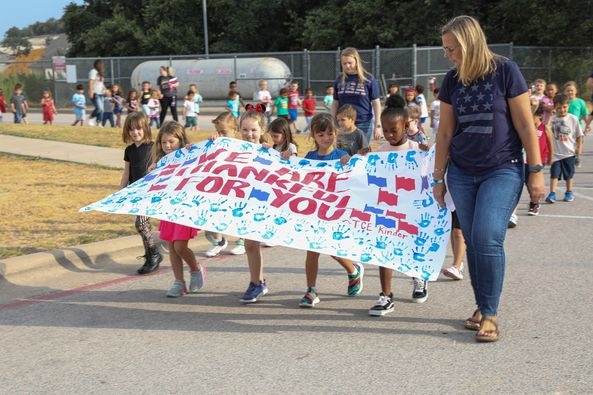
[130,57,292,99]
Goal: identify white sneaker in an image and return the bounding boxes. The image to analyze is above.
[229,243,246,255]
[442,265,464,280]
[88,118,96,126]
[508,213,518,228]
[412,278,428,303]
[205,238,228,257]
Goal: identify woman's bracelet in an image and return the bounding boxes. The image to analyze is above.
[433,178,445,184]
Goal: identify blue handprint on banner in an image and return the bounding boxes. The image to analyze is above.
[218,138,231,147]
[332,224,350,240]
[192,195,207,207]
[434,219,449,236]
[417,213,434,228]
[374,236,390,250]
[261,225,276,240]
[274,214,288,225]
[307,236,324,250]
[414,231,429,247]
[193,209,210,227]
[231,202,248,217]
[252,205,271,222]
[365,154,382,173]
[209,199,228,213]
[236,220,250,236]
[170,191,188,205]
[386,152,399,169]
[413,194,435,209]
[405,151,418,169]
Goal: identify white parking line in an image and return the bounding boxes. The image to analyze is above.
[574,192,593,202]
[538,214,593,220]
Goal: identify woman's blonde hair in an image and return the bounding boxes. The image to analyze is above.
[122,111,152,144]
[152,120,190,163]
[441,15,498,86]
[339,47,369,85]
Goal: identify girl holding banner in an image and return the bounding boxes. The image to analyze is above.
[152,121,205,297]
[299,113,364,308]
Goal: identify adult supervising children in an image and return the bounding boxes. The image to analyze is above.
[88,59,106,126]
[432,15,545,342]
[331,47,382,144]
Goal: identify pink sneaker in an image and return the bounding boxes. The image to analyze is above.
[442,265,464,280]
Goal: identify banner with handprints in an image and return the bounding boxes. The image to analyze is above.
[81,138,452,280]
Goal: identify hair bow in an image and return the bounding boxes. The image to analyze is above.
[245,103,266,113]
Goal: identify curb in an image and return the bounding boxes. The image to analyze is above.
[0,235,144,280]
[0,232,215,282]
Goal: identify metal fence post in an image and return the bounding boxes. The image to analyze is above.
[303,49,310,88]
[412,44,417,87]
[336,47,341,77]
[375,45,380,82]
[548,48,552,83]
[110,58,115,86]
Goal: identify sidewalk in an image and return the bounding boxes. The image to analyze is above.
[0,134,122,168]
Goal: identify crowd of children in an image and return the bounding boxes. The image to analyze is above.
[3,75,587,310]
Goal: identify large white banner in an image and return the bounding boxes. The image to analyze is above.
[81,138,452,280]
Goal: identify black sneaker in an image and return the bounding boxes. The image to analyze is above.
[368,292,394,316]
[412,278,428,303]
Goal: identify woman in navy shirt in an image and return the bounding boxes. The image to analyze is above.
[331,47,382,144]
[433,16,545,342]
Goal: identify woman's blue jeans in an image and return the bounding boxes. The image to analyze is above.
[446,162,523,317]
[356,119,374,144]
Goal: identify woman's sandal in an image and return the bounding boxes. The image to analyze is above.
[464,309,482,331]
[475,317,500,342]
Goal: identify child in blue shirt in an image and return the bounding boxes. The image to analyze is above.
[72,84,86,126]
[299,113,364,307]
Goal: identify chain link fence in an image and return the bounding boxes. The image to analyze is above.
[3,44,593,107]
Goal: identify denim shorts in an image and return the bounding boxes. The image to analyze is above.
[550,157,576,180]
[288,109,298,122]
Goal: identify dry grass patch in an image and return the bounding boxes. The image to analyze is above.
[0,154,146,259]
[0,123,319,154]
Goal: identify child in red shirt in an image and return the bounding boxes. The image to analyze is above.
[0,88,6,123]
[301,88,316,134]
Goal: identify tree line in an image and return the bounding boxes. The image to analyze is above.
[19,0,593,57]
[1,18,64,56]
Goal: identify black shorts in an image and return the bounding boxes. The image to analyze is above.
[550,157,576,180]
[451,210,461,229]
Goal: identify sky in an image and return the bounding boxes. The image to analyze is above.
[0,0,84,38]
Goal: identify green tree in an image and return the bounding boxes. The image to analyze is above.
[1,27,32,56]
[61,0,593,55]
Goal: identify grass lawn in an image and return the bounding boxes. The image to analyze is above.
[0,154,150,259]
[0,123,321,155]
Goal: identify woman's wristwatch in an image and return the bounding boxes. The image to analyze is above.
[527,164,544,173]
